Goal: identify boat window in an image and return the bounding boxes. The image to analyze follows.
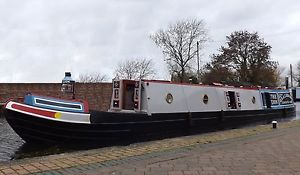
[203,94,208,104]
[252,96,256,104]
[166,93,173,104]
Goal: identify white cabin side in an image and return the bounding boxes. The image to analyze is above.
[296,87,300,100]
[109,80,279,115]
[174,85,222,113]
[216,87,263,111]
[143,82,190,114]
[142,82,264,115]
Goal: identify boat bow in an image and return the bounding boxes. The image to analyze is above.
[5,101,91,124]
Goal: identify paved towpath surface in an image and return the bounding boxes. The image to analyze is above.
[1,120,300,175]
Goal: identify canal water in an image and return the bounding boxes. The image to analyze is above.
[0,102,299,162]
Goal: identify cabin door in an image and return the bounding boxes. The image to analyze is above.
[228,91,237,109]
[265,93,272,108]
[122,81,136,110]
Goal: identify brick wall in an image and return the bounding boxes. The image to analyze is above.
[0,83,113,112]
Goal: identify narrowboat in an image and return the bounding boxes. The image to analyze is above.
[3,79,296,143]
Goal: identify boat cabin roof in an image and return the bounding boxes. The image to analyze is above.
[141,80,285,91]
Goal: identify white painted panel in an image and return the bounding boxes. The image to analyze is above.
[296,87,300,99]
[143,82,264,114]
[212,87,263,111]
[182,86,222,112]
[237,89,263,110]
[140,83,149,114]
[144,82,189,114]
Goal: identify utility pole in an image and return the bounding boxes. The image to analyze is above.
[197,41,200,82]
[290,64,293,87]
[285,76,289,89]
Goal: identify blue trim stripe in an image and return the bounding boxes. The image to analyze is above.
[24,94,85,113]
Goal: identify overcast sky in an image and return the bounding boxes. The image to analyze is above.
[0,0,299,83]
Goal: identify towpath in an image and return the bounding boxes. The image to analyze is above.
[1,120,300,175]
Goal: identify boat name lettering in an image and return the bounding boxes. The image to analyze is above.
[270,93,279,105]
[278,93,293,105]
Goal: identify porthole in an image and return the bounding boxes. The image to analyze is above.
[203,94,209,104]
[252,96,256,104]
[165,93,173,104]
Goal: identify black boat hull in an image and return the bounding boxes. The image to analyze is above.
[4,107,296,144]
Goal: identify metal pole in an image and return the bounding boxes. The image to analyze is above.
[197,41,199,82]
[285,76,289,89]
[290,64,293,87]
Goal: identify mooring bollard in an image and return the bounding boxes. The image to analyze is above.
[272,121,278,129]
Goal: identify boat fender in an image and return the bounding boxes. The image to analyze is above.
[187,112,193,126]
[219,110,225,122]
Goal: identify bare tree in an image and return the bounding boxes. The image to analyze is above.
[150,18,208,83]
[78,72,108,83]
[114,58,156,80]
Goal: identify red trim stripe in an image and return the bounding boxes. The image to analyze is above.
[12,103,56,118]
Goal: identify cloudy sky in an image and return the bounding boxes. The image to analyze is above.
[0,0,299,83]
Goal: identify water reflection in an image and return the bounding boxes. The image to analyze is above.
[0,118,24,162]
[0,102,299,162]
